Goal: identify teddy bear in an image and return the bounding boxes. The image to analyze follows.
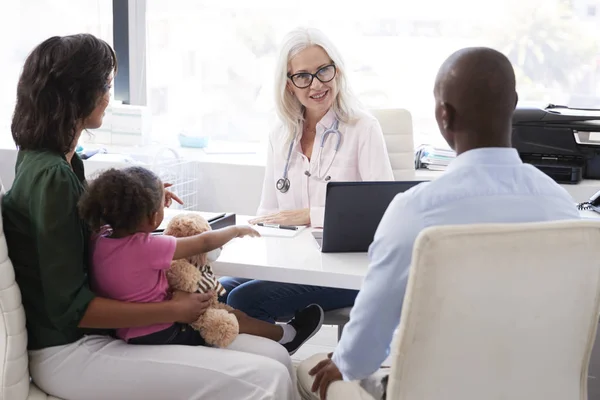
[163,213,239,348]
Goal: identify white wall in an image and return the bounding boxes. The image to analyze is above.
[0,149,265,215]
[191,162,265,215]
[0,149,17,189]
[83,159,265,215]
[3,148,600,213]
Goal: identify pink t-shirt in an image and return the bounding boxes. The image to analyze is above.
[90,232,177,340]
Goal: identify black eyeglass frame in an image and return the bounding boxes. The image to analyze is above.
[287,64,337,89]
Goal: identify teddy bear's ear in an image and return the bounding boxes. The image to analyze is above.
[165,213,212,238]
[164,216,187,237]
[190,214,211,233]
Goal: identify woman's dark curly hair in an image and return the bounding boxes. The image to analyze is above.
[78,167,164,233]
[12,34,117,154]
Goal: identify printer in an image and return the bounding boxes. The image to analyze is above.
[512,105,600,183]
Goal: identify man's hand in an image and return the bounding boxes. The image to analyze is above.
[164,183,184,208]
[309,353,343,400]
[248,208,310,226]
[170,290,213,323]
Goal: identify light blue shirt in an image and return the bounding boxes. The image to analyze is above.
[332,147,581,381]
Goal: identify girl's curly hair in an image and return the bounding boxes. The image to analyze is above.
[78,167,163,233]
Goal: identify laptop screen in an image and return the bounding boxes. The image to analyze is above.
[320,181,426,253]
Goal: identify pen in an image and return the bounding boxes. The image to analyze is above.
[257,223,299,231]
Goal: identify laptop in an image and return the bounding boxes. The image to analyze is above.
[317,181,427,253]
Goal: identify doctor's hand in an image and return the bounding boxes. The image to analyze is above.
[249,208,310,226]
[164,183,184,208]
[309,352,343,400]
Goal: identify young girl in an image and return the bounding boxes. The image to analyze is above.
[78,166,324,355]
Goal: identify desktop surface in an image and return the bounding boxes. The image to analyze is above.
[156,209,597,290]
[213,216,368,290]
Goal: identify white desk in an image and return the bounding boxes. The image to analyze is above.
[162,208,599,290]
[209,211,600,291]
[162,209,368,289]
[213,216,368,290]
[580,210,600,219]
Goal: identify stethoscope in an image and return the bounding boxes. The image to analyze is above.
[276,119,342,193]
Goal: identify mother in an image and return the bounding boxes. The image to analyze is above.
[220,28,393,325]
[2,34,296,399]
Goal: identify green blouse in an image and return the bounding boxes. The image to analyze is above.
[2,150,99,350]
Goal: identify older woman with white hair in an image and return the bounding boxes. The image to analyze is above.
[219,27,393,350]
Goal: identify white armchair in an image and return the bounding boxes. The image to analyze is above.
[0,180,63,400]
[299,220,600,400]
[370,108,415,181]
[323,108,416,340]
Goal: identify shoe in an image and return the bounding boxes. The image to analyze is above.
[283,304,324,355]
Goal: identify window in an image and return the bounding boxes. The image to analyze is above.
[143,0,599,149]
[0,0,113,147]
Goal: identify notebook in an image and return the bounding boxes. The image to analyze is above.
[155,209,230,232]
[254,225,307,238]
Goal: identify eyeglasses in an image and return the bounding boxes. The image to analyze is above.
[288,64,336,89]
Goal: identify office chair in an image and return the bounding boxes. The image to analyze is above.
[299,220,600,400]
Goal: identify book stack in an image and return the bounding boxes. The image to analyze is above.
[415,145,456,171]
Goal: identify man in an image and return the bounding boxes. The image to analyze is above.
[299,47,581,399]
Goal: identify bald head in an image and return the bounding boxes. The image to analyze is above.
[434,47,517,152]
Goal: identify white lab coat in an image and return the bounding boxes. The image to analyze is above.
[257,108,394,227]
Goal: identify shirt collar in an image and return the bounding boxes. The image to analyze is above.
[446,147,522,173]
[317,108,337,131]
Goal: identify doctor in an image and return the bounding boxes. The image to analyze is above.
[250,27,394,228]
[220,27,394,326]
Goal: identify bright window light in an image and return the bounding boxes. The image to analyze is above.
[0,0,113,147]
[145,0,600,149]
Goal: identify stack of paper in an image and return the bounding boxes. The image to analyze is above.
[415,145,456,171]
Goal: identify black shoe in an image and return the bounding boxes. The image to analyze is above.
[283,304,324,355]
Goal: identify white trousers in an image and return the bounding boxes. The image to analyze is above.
[29,334,298,400]
[297,354,387,400]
